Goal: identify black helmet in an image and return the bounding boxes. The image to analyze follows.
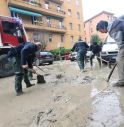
[96,20,108,31]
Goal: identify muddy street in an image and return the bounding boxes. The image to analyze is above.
[0,61,124,127]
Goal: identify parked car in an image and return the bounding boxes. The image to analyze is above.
[70,52,77,61]
[35,51,54,66]
[70,50,90,61]
[101,36,119,63]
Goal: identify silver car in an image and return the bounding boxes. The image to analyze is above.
[35,51,54,66]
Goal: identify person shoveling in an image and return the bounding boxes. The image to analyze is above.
[96,15,124,86]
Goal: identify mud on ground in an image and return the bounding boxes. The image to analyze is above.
[0,61,124,127]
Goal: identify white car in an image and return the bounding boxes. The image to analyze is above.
[70,50,90,61]
[101,36,119,63]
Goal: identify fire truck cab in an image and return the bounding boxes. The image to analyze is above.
[0,16,27,77]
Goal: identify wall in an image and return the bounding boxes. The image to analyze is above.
[84,12,115,43]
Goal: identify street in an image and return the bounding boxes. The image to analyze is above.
[0,60,124,127]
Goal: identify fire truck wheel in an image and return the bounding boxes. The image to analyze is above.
[0,54,14,78]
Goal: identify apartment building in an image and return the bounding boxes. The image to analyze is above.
[0,0,84,50]
[84,11,116,43]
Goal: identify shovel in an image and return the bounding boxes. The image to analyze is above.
[107,63,117,82]
[28,69,46,84]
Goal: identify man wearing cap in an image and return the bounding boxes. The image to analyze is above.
[96,15,124,86]
[8,42,42,95]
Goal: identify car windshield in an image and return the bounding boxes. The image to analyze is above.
[106,36,116,44]
[2,21,24,37]
[40,52,52,55]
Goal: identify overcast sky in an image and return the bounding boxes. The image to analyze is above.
[82,0,124,21]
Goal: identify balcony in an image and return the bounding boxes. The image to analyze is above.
[24,22,66,33]
[8,0,65,18]
[49,0,64,4]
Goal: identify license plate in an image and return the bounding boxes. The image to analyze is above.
[112,56,116,59]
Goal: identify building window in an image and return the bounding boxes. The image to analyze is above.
[57,5,61,12]
[32,16,38,24]
[68,9,72,16]
[59,21,63,29]
[45,1,49,9]
[76,0,80,6]
[71,36,74,43]
[47,17,51,27]
[69,23,73,30]
[61,35,64,42]
[78,24,81,31]
[11,12,18,18]
[29,0,38,3]
[33,32,41,41]
[77,12,80,19]
[49,34,52,42]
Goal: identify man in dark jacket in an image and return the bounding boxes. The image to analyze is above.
[8,42,41,95]
[71,37,89,72]
[90,42,101,68]
[96,15,124,86]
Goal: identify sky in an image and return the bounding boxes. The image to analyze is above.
[82,0,124,21]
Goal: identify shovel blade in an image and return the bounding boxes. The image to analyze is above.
[37,74,46,84]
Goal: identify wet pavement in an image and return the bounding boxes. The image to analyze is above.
[0,60,124,127]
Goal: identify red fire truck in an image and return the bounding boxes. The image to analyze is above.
[0,16,27,77]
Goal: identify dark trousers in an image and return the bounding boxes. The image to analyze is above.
[14,57,31,93]
[77,51,86,70]
[90,53,101,67]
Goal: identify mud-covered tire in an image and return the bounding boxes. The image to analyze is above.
[49,61,53,65]
[0,55,14,78]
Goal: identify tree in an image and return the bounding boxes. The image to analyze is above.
[90,34,102,44]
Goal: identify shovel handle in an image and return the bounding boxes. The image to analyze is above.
[107,63,117,82]
[35,65,45,72]
[28,68,39,75]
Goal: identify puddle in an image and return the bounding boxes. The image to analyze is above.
[87,89,124,127]
[90,87,99,97]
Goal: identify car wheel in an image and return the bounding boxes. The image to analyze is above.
[35,59,40,66]
[0,54,14,78]
[70,59,74,61]
[49,61,53,65]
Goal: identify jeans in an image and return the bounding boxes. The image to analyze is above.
[77,51,86,70]
[14,57,31,93]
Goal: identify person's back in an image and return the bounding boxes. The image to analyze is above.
[90,42,101,55]
[71,38,89,71]
[90,42,101,68]
[72,40,89,53]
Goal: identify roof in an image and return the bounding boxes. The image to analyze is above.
[84,11,114,23]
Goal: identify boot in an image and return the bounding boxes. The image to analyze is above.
[112,81,124,87]
[26,83,35,88]
[16,91,23,96]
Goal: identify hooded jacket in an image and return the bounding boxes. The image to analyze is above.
[108,15,124,50]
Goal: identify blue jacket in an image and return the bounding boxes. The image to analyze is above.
[8,42,37,68]
[71,41,89,53]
